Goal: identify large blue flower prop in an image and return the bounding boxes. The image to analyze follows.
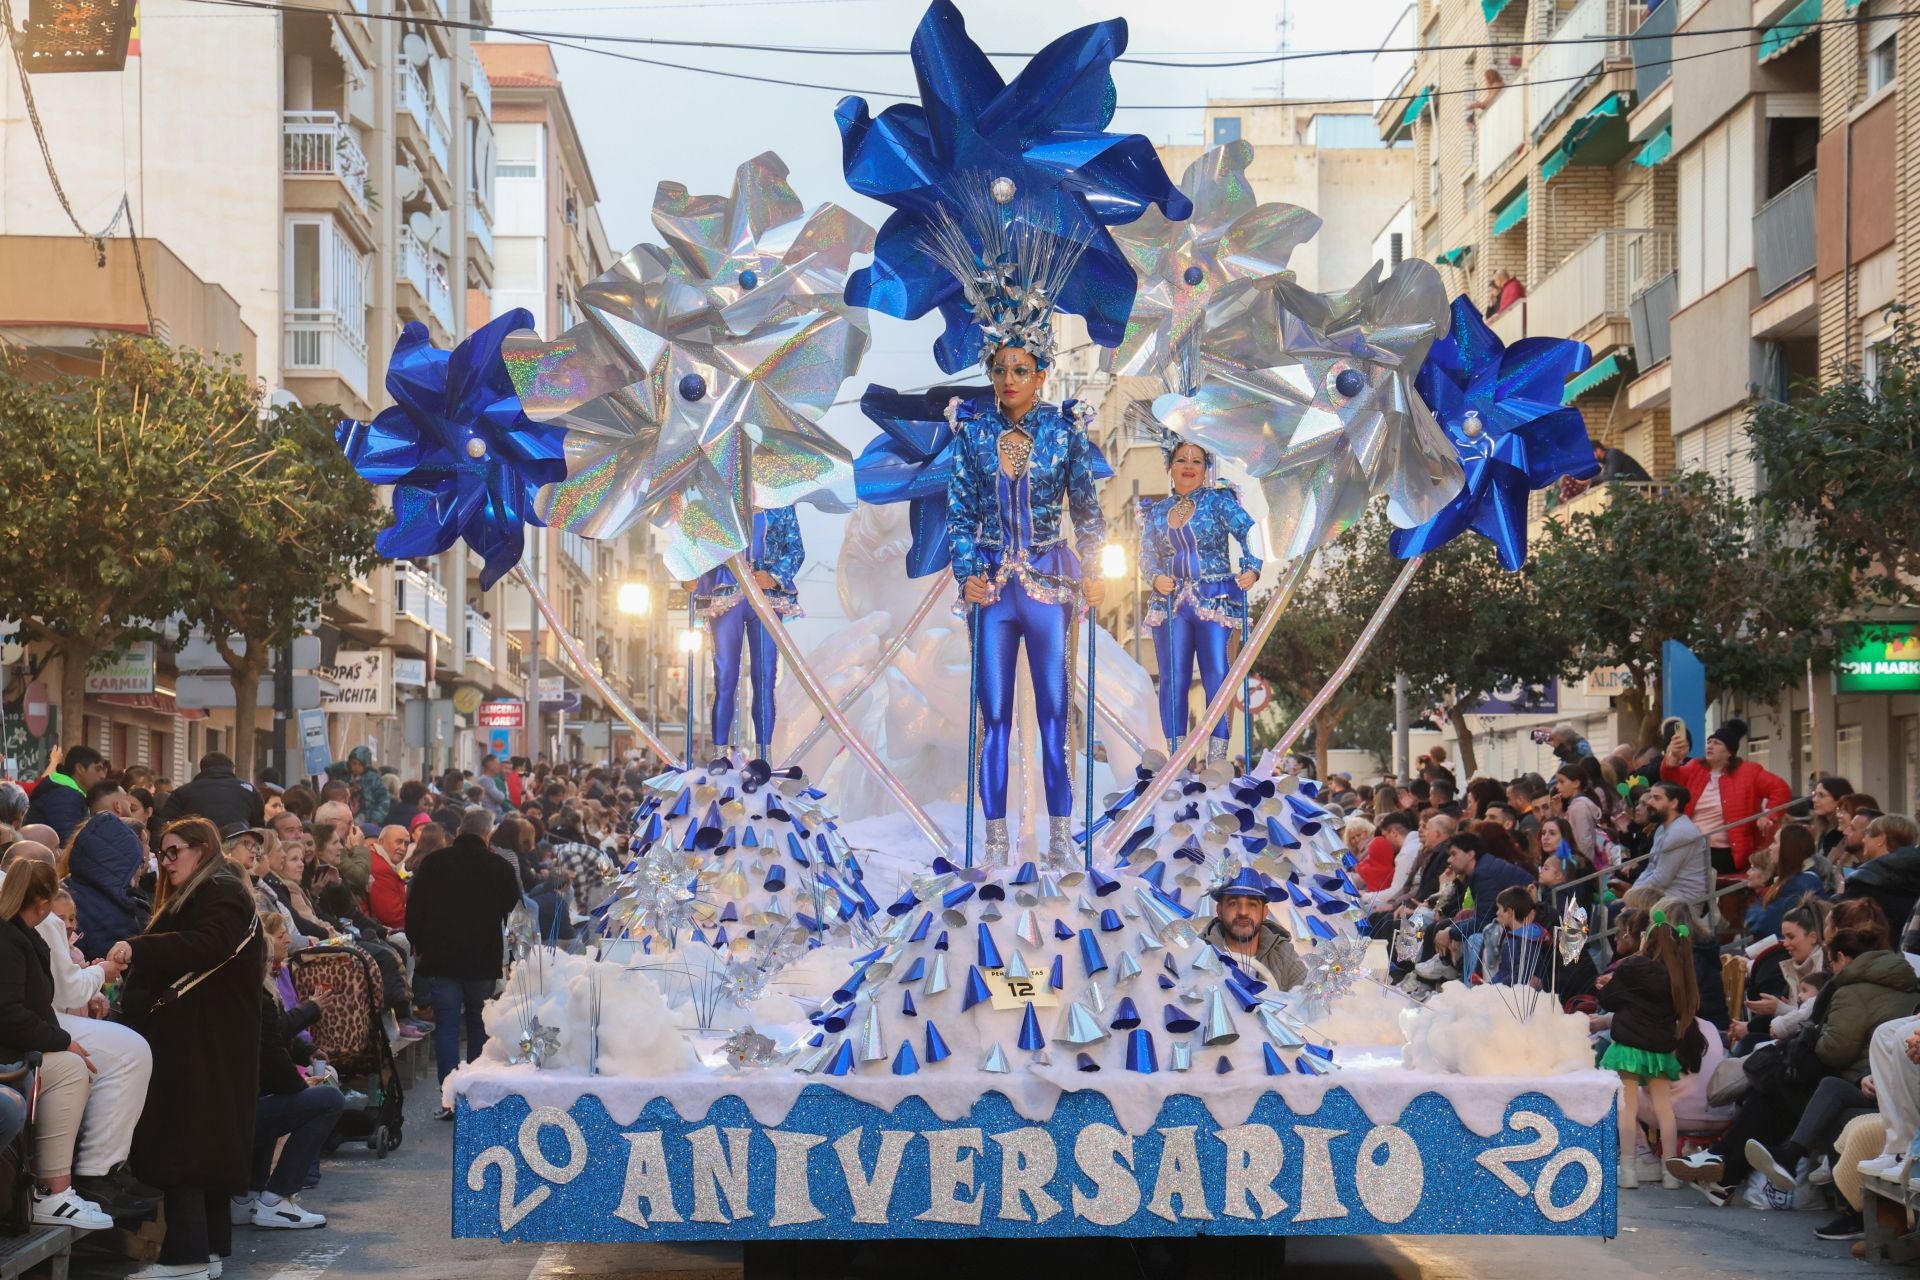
[337,310,566,589]
[853,385,1116,578]
[837,0,1192,373]
[1389,296,1598,571]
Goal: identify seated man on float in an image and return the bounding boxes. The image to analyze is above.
[1199,867,1306,991]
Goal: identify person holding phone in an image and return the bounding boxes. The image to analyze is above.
[1661,719,1792,874]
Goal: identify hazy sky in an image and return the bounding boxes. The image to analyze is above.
[485,0,1411,614]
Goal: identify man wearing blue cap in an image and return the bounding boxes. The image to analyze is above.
[1201,868,1306,992]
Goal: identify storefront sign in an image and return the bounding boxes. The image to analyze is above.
[478,700,525,729]
[299,708,330,777]
[1581,666,1635,697]
[1471,679,1559,717]
[394,657,429,688]
[1836,622,1920,695]
[318,648,393,715]
[84,642,156,695]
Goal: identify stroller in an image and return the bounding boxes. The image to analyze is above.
[287,943,405,1158]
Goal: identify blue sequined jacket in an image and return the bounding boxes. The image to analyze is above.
[695,507,804,618]
[1140,483,1263,627]
[945,399,1107,587]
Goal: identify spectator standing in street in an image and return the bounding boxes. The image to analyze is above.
[341,747,390,828]
[156,753,266,836]
[1660,719,1791,873]
[406,809,521,1102]
[25,746,108,845]
[110,817,265,1280]
[474,756,510,817]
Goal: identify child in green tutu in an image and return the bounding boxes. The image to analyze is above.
[1598,909,1708,1189]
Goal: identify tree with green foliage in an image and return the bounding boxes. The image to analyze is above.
[1250,563,1367,779]
[1746,306,1920,607]
[1528,474,1854,746]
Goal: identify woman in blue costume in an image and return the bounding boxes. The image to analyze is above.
[1140,440,1262,765]
[948,342,1107,868]
[688,506,803,763]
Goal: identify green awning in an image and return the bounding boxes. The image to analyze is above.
[1563,351,1632,403]
[1481,0,1516,20]
[1492,187,1530,236]
[1632,124,1673,167]
[1541,92,1633,182]
[1758,0,1822,61]
[1435,245,1472,266]
[1386,84,1433,142]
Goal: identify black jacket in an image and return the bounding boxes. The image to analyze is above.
[1844,847,1920,941]
[405,834,522,981]
[258,987,321,1097]
[0,916,70,1059]
[22,776,86,845]
[156,765,265,834]
[1600,953,1683,1053]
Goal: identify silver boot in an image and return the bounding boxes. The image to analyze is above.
[1047,817,1077,869]
[753,742,771,764]
[1207,737,1230,766]
[982,819,1011,869]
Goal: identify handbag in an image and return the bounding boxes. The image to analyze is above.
[116,915,259,1032]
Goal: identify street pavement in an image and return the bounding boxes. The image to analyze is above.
[63,1073,1879,1279]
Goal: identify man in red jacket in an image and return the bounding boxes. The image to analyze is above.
[367,825,411,932]
[1660,718,1791,873]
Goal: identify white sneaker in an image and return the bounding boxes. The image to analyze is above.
[31,1186,114,1231]
[228,1194,256,1225]
[1635,1147,1663,1179]
[208,1257,224,1279]
[1859,1153,1907,1180]
[1745,1138,1796,1194]
[252,1196,327,1229]
[1414,955,1460,982]
[1810,1155,1834,1185]
[126,1265,210,1280]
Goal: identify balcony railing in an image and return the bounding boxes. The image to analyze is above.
[468,202,494,263]
[1490,300,1527,348]
[1529,228,1675,344]
[397,225,453,334]
[465,607,495,669]
[1755,173,1817,297]
[282,307,369,400]
[561,530,594,579]
[1475,84,1526,183]
[1543,479,1672,525]
[1527,0,1638,141]
[1372,4,1417,114]
[506,633,525,681]
[468,50,492,118]
[1628,272,1677,369]
[395,67,449,174]
[395,564,447,634]
[282,111,368,209]
[1632,0,1677,100]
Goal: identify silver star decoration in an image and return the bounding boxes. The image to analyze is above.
[508,1019,561,1068]
[504,152,873,579]
[1104,140,1321,396]
[1153,259,1465,561]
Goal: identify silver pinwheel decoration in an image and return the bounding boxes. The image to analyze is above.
[721,1026,780,1069]
[1555,902,1591,966]
[502,152,874,580]
[508,1018,561,1068]
[1153,259,1465,561]
[1105,140,1321,396]
[1299,934,1371,1011]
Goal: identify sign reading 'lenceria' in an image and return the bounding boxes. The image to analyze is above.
[1836,622,1920,695]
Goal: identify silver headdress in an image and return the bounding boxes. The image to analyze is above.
[919,177,1092,367]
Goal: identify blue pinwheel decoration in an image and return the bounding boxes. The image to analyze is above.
[336,310,566,589]
[854,385,1116,578]
[1389,296,1598,570]
[837,0,1192,373]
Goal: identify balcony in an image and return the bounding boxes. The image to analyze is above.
[1529,228,1675,348]
[1371,4,1417,125]
[1628,271,1677,369]
[467,50,492,118]
[1632,0,1676,100]
[283,307,369,404]
[1527,0,1637,141]
[282,112,368,209]
[1475,84,1526,184]
[467,203,494,278]
[1755,173,1817,298]
[1489,300,1527,348]
[397,224,454,336]
[395,67,450,178]
[561,530,594,579]
[465,607,495,670]
[1542,480,1672,527]
[396,564,450,640]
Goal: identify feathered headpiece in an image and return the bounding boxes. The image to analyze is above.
[919,180,1092,367]
[1122,398,1211,470]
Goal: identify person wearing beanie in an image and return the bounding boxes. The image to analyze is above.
[1660,718,1791,874]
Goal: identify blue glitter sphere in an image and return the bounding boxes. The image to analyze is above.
[738,269,759,291]
[1182,265,1205,287]
[678,373,708,402]
[1334,368,1367,399]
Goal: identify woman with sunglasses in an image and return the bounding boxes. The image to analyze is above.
[107,817,265,1280]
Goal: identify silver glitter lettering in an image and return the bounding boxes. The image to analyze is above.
[1292,1126,1349,1223]
[766,1130,827,1227]
[685,1125,755,1223]
[1216,1124,1287,1220]
[612,1130,682,1227]
[517,1108,587,1185]
[990,1127,1063,1223]
[917,1128,985,1226]
[833,1129,913,1225]
[1353,1125,1422,1225]
[1146,1126,1213,1222]
[1070,1124,1141,1227]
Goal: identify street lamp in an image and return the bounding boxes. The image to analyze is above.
[678,627,702,758]
[617,582,651,616]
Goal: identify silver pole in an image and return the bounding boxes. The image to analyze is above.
[1394,670,1410,781]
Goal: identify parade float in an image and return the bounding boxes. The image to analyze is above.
[336,0,1618,1248]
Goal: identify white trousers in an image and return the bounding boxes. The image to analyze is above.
[56,1013,152,1177]
[1869,1014,1920,1158]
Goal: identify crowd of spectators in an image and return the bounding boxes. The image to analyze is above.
[0,745,637,1279]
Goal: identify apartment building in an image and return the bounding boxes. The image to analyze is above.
[0,13,663,780]
[1058,102,1415,724]
[1368,0,1919,806]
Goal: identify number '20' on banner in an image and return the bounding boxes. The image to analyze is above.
[453,1086,1617,1240]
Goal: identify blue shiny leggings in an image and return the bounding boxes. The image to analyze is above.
[710,601,778,748]
[975,578,1074,820]
[1152,601,1232,746]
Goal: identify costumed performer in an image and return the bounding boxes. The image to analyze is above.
[686,505,803,762]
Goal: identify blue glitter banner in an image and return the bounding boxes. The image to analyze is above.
[452,1085,1616,1240]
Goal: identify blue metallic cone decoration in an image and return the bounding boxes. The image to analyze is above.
[892,1040,921,1075]
[925,1020,953,1063]
[1164,1004,1200,1034]
[1125,1029,1158,1074]
[763,864,788,892]
[1263,1043,1289,1076]
[942,883,976,913]
[1099,908,1123,933]
[1078,929,1109,977]
[1306,915,1337,941]
[1018,1001,1046,1051]
[1012,861,1039,885]
[900,956,927,983]
[1088,867,1119,897]
[978,880,1005,902]
[902,990,917,1017]
[1054,919,1076,942]
[1140,861,1168,890]
[1111,997,1141,1030]
[934,930,950,952]
[1076,1052,1101,1073]
[1215,1054,1233,1075]
[962,965,993,1011]
[1048,955,1065,990]
[909,912,933,943]
[887,888,917,915]
[976,923,1005,970]
[825,1040,857,1076]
